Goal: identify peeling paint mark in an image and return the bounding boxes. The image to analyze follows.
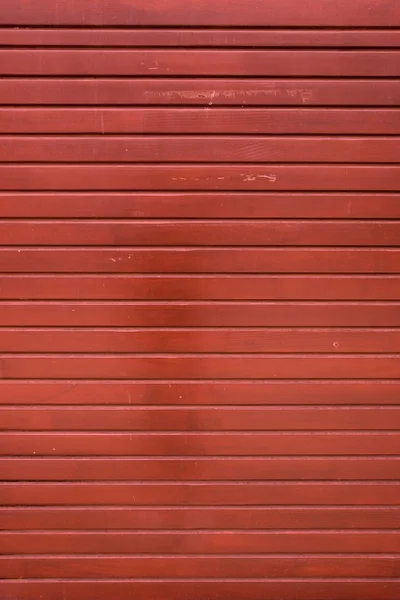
[241,173,277,183]
[208,90,216,106]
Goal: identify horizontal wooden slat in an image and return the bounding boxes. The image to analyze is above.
[3,50,400,76]
[2,506,398,529]
[5,137,400,163]
[3,28,400,47]
[1,328,398,353]
[0,354,398,379]
[1,302,399,327]
[2,432,398,456]
[1,532,396,556]
[2,220,400,246]
[2,407,398,431]
[2,79,399,106]
[2,457,399,480]
[1,380,398,406]
[2,555,400,578]
[1,580,400,600]
[1,482,400,506]
[2,164,399,191]
[0,248,399,273]
[1,108,399,134]
[1,192,399,218]
[1,276,400,301]
[1,0,399,27]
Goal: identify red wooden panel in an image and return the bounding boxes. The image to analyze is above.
[1,276,400,300]
[2,164,399,191]
[1,380,399,406]
[2,220,400,246]
[2,457,399,480]
[1,3,399,597]
[1,580,400,600]
[1,248,399,274]
[2,555,400,578]
[1,0,399,27]
[1,407,398,431]
[1,482,400,506]
[1,79,398,106]
[2,28,400,47]
[1,432,398,456]
[1,530,400,554]
[1,108,398,134]
[1,506,399,529]
[1,328,399,353]
[4,137,400,163]
[0,192,399,218]
[3,50,400,76]
[1,302,399,327]
[0,354,398,379]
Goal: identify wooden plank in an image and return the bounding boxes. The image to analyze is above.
[3,50,400,76]
[0,524,392,545]
[1,302,399,327]
[1,328,399,353]
[1,580,399,600]
[2,457,399,480]
[2,506,399,529]
[1,482,400,506]
[2,407,398,431]
[1,108,398,134]
[1,248,399,274]
[1,0,399,27]
[2,555,400,579]
[3,28,400,47]
[1,432,398,456]
[1,79,398,106]
[0,354,398,379]
[2,380,399,406]
[2,220,400,246]
[1,192,399,218]
[1,275,400,301]
[2,164,399,191]
[3,137,400,163]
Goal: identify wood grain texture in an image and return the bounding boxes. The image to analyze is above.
[1,108,399,134]
[1,0,399,26]
[2,79,399,106]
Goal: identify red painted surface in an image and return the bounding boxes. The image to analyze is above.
[1,1,399,598]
